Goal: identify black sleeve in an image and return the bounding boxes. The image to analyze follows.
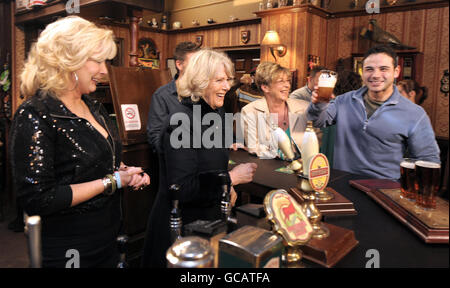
[9,107,72,216]
[162,126,223,206]
[147,89,169,154]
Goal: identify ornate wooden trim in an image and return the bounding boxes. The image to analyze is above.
[163,18,261,34]
[14,0,100,24]
[330,0,449,19]
[255,4,331,19]
[214,44,260,51]
[14,0,164,24]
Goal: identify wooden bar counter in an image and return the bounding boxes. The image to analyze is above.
[229,150,449,268]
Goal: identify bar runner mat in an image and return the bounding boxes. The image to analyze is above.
[349,179,449,244]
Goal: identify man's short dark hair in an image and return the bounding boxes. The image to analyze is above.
[309,66,327,78]
[363,45,398,67]
[173,42,200,62]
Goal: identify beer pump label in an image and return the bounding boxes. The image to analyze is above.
[264,190,313,245]
[308,153,330,192]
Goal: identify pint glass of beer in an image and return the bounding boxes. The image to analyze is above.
[415,160,441,210]
[317,70,337,102]
[400,158,416,201]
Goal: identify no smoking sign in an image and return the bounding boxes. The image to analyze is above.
[120,104,141,131]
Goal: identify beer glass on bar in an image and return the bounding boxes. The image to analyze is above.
[400,158,416,201]
[415,160,441,210]
[317,70,338,102]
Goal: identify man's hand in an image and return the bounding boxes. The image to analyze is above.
[311,85,336,104]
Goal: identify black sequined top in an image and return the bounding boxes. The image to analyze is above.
[9,91,122,230]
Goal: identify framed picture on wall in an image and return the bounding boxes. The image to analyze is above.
[137,38,160,69]
[167,58,177,78]
[307,55,320,75]
[353,56,364,77]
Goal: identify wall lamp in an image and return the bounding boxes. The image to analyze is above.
[261,30,287,62]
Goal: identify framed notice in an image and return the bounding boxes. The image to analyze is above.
[167,58,177,78]
[120,104,141,131]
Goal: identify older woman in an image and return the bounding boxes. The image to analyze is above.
[142,49,257,267]
[240,62,309,159]
[9,16,150,267]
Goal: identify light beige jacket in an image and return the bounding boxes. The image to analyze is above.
[239,97,310,159]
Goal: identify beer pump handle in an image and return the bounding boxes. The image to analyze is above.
[169,184,182,243]
[116,235,129,268]
[219,172,231,221]
[291,138,302,160]
[26,215,42,268]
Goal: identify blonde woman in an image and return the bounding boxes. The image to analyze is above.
[241,62,309,159]
[142,49,257,267]
[10,16,150,267]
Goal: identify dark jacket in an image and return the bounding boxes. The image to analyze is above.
[147,78,181,154]
[9,91,122,267]
[142,97,230,267]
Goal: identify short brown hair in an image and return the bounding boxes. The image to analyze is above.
[363,45,398,67]
[255,62,291,90]
[173,42,200,62]
[309,66,327,78]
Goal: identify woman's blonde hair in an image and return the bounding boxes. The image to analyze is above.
[255,61,291,90]
[20,16,117,98]
[177,49,234,102]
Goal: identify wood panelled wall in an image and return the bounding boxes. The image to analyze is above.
[324,6,449,138]
[12,25,25,112]
[257,7,328,88]
[167,21,261,57]
[11,4,448,138]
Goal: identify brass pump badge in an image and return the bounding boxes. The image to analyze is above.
[264,190,313,246]
[308,153,330,192]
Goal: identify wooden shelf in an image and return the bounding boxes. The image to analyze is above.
[163,18,261,34]
[14,0,164,25]
[255,4,331,18]
[331,0,449,18]
[253,1,449,19]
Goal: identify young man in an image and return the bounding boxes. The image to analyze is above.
[146,42,200,153]
[289,65,326,102]
[307,45,440,179]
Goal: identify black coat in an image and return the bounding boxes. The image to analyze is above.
[142,98,231,267]
[146,79,181,154]
[9,92,122,267]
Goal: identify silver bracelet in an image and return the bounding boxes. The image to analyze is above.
[102,177,113,196]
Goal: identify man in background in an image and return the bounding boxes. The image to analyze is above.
[289,65,326,102]
[147,41,200,153]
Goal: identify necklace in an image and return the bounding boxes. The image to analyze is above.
[282,104,288,127]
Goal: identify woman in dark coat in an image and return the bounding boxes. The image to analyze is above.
[142,49,257,267]
[9,16,150,267]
